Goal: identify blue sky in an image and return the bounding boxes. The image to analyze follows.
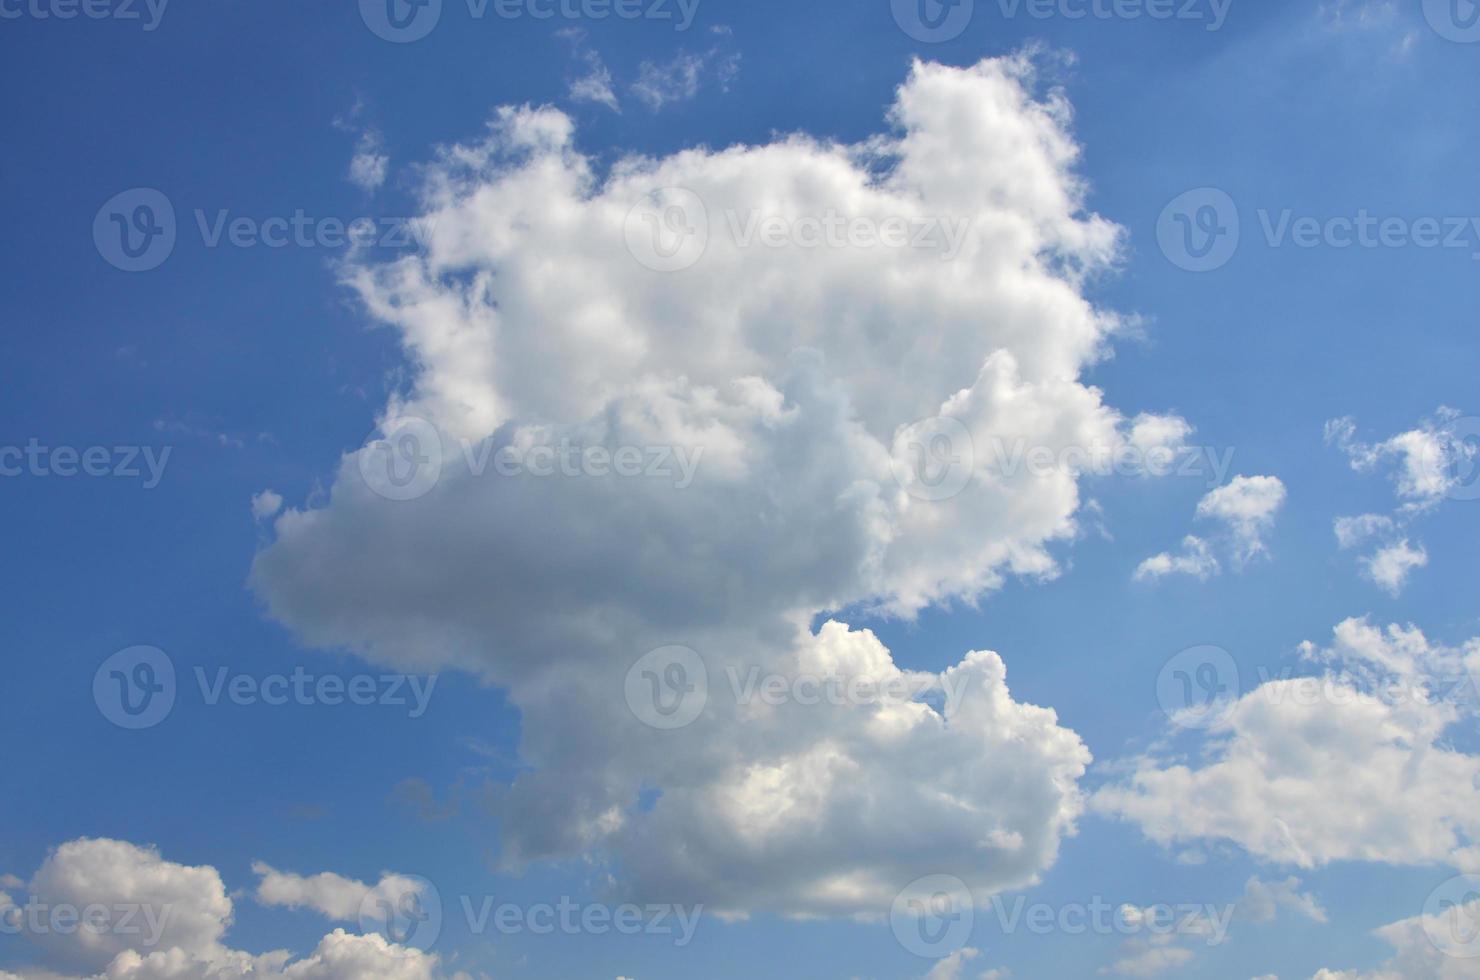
[3,1,1480,978]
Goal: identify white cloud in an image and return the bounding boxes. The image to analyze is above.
[1237,876,1328,925]
[1361,540,1428,596]
[1,840,448,980]
[1135,535,1219,582]
[250,54,1185,918]
[1136,476,1286,580]
[251,866,424,925]
[1195,475,1287,564]
[1313,891,1480,978]
[631,48,740,110]
[349,132,389,193]
[251,490,284,522]
[1327,410,1470,513]
[569,49,620,113]
[1095,618,1480,872]
[923,947,981,980]
[1327,409,1472,595]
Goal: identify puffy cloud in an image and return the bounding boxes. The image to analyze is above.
[1135,476,1286,580]
[1361,540,1429,596]
[1313,890,1480,978]
[1195,475,1287,564]
[1095,618,1480,872]
[1327,409,1475,594]
[251,866,425,925]
[1135,535,1219,582]
[251,490,284,522]
[251,55,1179,917]
[0,841,448,980]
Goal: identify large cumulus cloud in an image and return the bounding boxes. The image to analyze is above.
[250,54,1186,917]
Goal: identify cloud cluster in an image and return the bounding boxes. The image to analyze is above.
[1135,475,1287,581]
[0,840,450,980]
[1327,409,1476,595]
[1095,618,1480,871]
[250,55,1187,918]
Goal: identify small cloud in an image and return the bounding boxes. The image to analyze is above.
[1362,539,1428,596]
[631,48,741,111]
[251,489,284,522]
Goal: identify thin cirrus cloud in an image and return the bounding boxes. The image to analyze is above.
[248,54,1194,919]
